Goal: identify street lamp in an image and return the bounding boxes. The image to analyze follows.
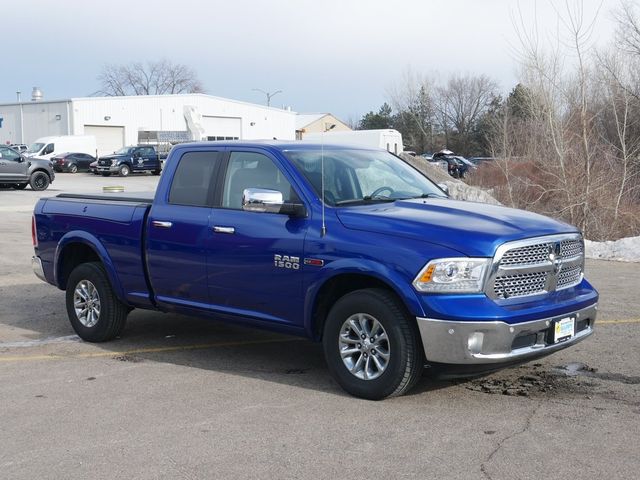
[252,88,282,107]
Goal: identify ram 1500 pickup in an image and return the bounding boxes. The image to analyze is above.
[31,141,598,399]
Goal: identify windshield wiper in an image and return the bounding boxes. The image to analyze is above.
[336,196,397,206]
[402,193,446,200]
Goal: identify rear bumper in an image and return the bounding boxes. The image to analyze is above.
[416,303,597,365]
[32,256,46,282]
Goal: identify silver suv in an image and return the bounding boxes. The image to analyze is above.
[0,146,55,190]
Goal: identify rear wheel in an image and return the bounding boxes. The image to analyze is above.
[323,288,423,400]
[29,171,50,191]
[152,169,161,175]
[68,163,78,174]
[65,262,128,342]
[118,164,130,177]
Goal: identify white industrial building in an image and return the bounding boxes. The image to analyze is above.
[0,90,297,155]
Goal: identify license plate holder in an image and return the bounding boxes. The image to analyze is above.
[553,316,575,343]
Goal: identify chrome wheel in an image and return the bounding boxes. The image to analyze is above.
[73,280,101,328]
[339,313,390,380]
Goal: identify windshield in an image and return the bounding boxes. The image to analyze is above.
[285,148,446,206]
[113,147,133,155]
[27,142,45,154]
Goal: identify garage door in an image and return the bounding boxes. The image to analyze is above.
[84,125,125,156]
[201,116,241,140]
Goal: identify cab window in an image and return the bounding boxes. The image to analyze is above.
[221,152,299,209]
[168,151,220,207]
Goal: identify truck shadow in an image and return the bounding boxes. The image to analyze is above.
[112,309,456,398]
[0,284,457,399]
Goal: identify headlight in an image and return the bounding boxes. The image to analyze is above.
[412,258,490,293]
[111,159,118,166]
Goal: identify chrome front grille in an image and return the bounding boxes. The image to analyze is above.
[486,234,584,300]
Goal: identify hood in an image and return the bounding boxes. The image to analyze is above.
[99,154,128,161]
[335,198,578,257]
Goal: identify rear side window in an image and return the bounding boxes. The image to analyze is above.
[169,151,220,207]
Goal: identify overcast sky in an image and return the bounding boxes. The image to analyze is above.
[2,0,616,121]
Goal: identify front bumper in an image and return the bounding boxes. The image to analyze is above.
[32,256,46,282]
[416,303,597,365]
[96,165,119,173]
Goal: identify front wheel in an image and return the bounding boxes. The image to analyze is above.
[65,262,128,342]
[323,288,423,400]
[118,164,130,177]
[29,171,50,191]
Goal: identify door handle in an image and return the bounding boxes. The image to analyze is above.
[152,220,173,228]
[213,226,235,234]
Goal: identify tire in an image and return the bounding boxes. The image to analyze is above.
[118,164,130,177]
[12,183,28,190]
[323,288,423,400]
[29,171,50,191]
[68,163,78,174]
[152,169,161,176]
[65,262,128,342]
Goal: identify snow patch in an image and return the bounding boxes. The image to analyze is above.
[585,236,640,263]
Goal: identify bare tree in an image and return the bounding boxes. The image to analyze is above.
[95,59,204,96]
[436,74,499,138]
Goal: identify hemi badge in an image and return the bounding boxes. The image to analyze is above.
[304,258,324,267]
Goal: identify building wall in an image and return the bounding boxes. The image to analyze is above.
[300,114,351,134]
[0,94,296,152]
[71,94,296,152]
[0,101,71,145]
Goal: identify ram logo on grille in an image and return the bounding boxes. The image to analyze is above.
[487,234,584,300]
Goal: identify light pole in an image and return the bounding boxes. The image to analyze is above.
[252,88,282,107]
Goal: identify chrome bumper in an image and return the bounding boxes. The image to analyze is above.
[32,256,46,282]
[416,303,597,365]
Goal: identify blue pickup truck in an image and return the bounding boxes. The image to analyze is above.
[31,141,598,399]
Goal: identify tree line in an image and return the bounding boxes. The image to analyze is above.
[358,2,640,241]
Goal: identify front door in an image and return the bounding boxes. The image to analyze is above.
[207,149,309,326]
[0,147,28,181]
[146,149,222,309]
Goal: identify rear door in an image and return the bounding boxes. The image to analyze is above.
[206,149,309,326]
[146,149,222,309]
[140,147,158,171]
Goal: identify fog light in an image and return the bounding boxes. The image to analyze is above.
[468,332,484,354]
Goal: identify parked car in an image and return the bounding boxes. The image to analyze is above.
[9,144,28,153]
[0,145,55,190]
[32,141,598,399]
[433,151,471,178]
[96,145,162,177]
[51,152,96,173]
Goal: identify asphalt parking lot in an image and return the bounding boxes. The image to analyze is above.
[1,173,639,480]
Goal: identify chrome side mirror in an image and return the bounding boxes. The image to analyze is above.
[242,188,306,217]
[437,183,449,196]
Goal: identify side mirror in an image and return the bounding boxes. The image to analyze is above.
[437,183,450,196]
[242,188,306,217]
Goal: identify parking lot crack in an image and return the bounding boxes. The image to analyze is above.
[480,401,541,480]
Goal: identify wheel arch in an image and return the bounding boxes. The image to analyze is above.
[305,265,425,341]
[54,232,127,303]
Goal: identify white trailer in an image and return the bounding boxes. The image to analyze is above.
[302,129,404,154]
[25,135,97,160]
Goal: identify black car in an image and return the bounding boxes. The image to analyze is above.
[51,152,96,173]
[433,152,468,178]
